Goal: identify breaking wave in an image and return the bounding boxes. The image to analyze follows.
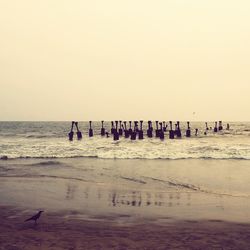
[1,155,249,160]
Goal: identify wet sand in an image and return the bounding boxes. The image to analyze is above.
[1,206,250,250]
[1,158,250,249]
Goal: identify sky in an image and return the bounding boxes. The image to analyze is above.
[0,0,249,121]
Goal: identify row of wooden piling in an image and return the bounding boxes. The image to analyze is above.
[68,121,228,141]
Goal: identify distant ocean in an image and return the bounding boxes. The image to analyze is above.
[0,121,250,160]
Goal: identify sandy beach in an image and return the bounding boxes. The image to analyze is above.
[1,205,250,250]
[1,158,250,249]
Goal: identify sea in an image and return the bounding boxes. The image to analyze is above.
[1,121,250,222]
[0,121,249,160]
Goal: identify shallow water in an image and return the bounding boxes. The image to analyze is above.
[1,158,250,197]
[1,158,250,222]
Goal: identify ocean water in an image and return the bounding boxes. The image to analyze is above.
[1,122,250,221]
[0,121,249,160]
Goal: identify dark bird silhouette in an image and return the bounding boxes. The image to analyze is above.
[25,210,44,224]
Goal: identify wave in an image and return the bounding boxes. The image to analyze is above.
[0,134,63,138]
[120,176,147,184]
[2,173,248,199]
[25,135,55,138]
[1,155,249,160]
[144,177,250,198]
[0,156,8,160]
[27,160,64,167]
[144,177,199,191]
[0,174,89,183]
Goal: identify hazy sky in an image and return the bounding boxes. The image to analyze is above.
[0,0,249,121]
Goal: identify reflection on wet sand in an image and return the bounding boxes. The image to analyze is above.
[65,183,77,200]
[1,176,244,222]
[72,184,198,210]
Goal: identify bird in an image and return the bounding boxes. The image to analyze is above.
[25,210,44,224]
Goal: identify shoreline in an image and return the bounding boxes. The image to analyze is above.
[1,158,250,223]
[1,157,250,248]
